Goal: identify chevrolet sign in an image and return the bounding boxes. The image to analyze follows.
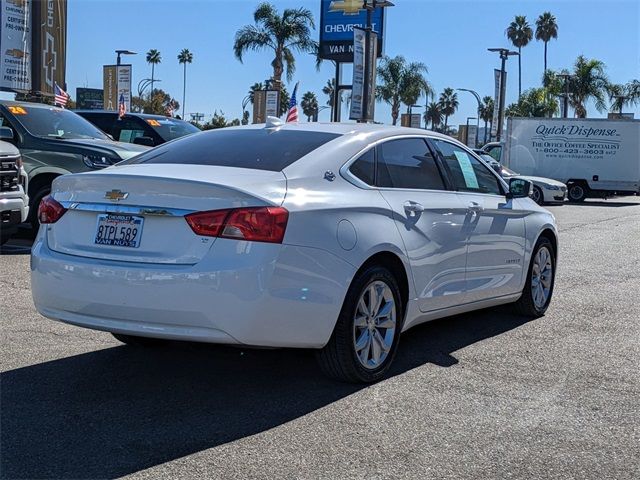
[319,0,385,62]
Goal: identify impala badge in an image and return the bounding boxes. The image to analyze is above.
[105,189,128,202]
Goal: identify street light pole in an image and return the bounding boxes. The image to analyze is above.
[465,116,477,146]
[488,48,519,142]
[115,49,136,66]
[558,73,573,118]
[360,0,394,123]
[457,88,482,146]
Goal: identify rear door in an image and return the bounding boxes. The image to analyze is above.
[431,139,526,302]
[372,137,470,312]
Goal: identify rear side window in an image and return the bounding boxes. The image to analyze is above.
[377,138,445,190]
[349,149,375,185]
[433,140,503,195]
[122,128,341,171]
[80,113,117,135]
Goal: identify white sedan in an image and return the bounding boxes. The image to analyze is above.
[31,122,558,383]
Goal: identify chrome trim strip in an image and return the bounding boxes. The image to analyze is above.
[58,201,194,217]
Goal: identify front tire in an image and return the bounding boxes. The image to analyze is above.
[513,237,556,317]
[532,186,544,205]
[316,265,404,383]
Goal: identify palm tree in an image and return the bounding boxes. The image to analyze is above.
[568,55,609,118]
[301,91,318,121]
[506,15,533,98]
[233,3,316,91]
[607,81,640,114]
[376,55,429,125]
[248,82,264,104]
[146,49,161,96]
[480,96,494,144]
[424,102,442,131]
[535,12,558,76]
[177,49,193,119]
[322,78,337,106]
[437,88,459,132]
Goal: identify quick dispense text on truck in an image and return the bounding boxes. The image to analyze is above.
[503,117,640,201]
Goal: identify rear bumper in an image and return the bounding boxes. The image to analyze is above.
[31,235,356,348]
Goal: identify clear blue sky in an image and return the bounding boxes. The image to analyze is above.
[64,0,639,125]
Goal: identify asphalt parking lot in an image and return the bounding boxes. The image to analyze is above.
[1,198,639,479]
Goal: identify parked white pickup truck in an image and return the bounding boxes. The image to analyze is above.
[0,129,29,246]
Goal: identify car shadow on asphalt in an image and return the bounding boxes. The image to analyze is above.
[568,200,640,207]
[0,307,533,479]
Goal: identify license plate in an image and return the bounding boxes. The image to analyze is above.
[94,214,144,248]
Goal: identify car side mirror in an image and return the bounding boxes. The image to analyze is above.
[133,136,154,147]
[507,178,533,199]
[0,126,14,141]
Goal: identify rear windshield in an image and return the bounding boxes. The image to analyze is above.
[121,128,341,171]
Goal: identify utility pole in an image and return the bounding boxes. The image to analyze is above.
[488,48,519,142]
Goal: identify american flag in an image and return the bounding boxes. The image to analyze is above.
[54,83,69,108]
[285,82,299,123]
[118,93,126,119]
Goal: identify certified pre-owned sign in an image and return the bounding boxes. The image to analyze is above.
[319,0,384,62]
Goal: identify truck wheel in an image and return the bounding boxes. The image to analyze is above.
[568,184,587,202]
[532,186,544,205]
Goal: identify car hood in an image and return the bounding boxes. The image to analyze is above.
[511,175,566,188]
[59,138,150,159]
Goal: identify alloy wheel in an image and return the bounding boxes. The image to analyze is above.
[531,246,553,309]
[352,280,397,369]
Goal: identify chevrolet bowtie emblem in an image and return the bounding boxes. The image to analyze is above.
[329,0,364,15]
[105,189,128,201]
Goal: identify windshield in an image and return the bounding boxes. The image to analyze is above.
[7,105,111,140]
[145,117,200,141]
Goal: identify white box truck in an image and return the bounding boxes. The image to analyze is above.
[503,117,640,201]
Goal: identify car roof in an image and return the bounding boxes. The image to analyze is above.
[73,110,184,121]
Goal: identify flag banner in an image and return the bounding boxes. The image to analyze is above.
[286,82,299,123]
[54,82,69,108]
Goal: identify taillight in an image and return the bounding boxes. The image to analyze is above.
[38,195,67,224]
[185,207,288,243]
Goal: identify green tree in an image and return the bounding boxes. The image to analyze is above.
[133,89,180,115]
[607,80,640,113]
[506,15,533,98]
[535,12,558,76]
[376,55,429,125]
[146,49,161,97]
[322,78,340,107]
[437,88,459,132]
[505,87,558,118]
[480,96,495,144]
[241,110,250,125]
[567,55,609,118]
[177,48,193,119]
[301,91,318,121]
[424,102,442,131]
[233,3,316,91]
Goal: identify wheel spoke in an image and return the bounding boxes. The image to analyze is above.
[355,330,370,352]
[373,330,390,353]
[354,314,368,327]
[358,297,369,317]
[370,331,382,364]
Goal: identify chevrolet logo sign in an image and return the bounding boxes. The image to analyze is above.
[329,0,364,15]
[105,189,128,201]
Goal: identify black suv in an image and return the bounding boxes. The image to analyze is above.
[75,111,200,147]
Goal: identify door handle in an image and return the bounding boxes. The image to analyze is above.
[403,201,425,216]
[467,202,484,214]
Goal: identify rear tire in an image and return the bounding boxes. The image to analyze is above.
[112,333,167,347]
[568,184,587,202]
[316,265,404,383]
[532,186,544,205]
[513,236,556,317]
